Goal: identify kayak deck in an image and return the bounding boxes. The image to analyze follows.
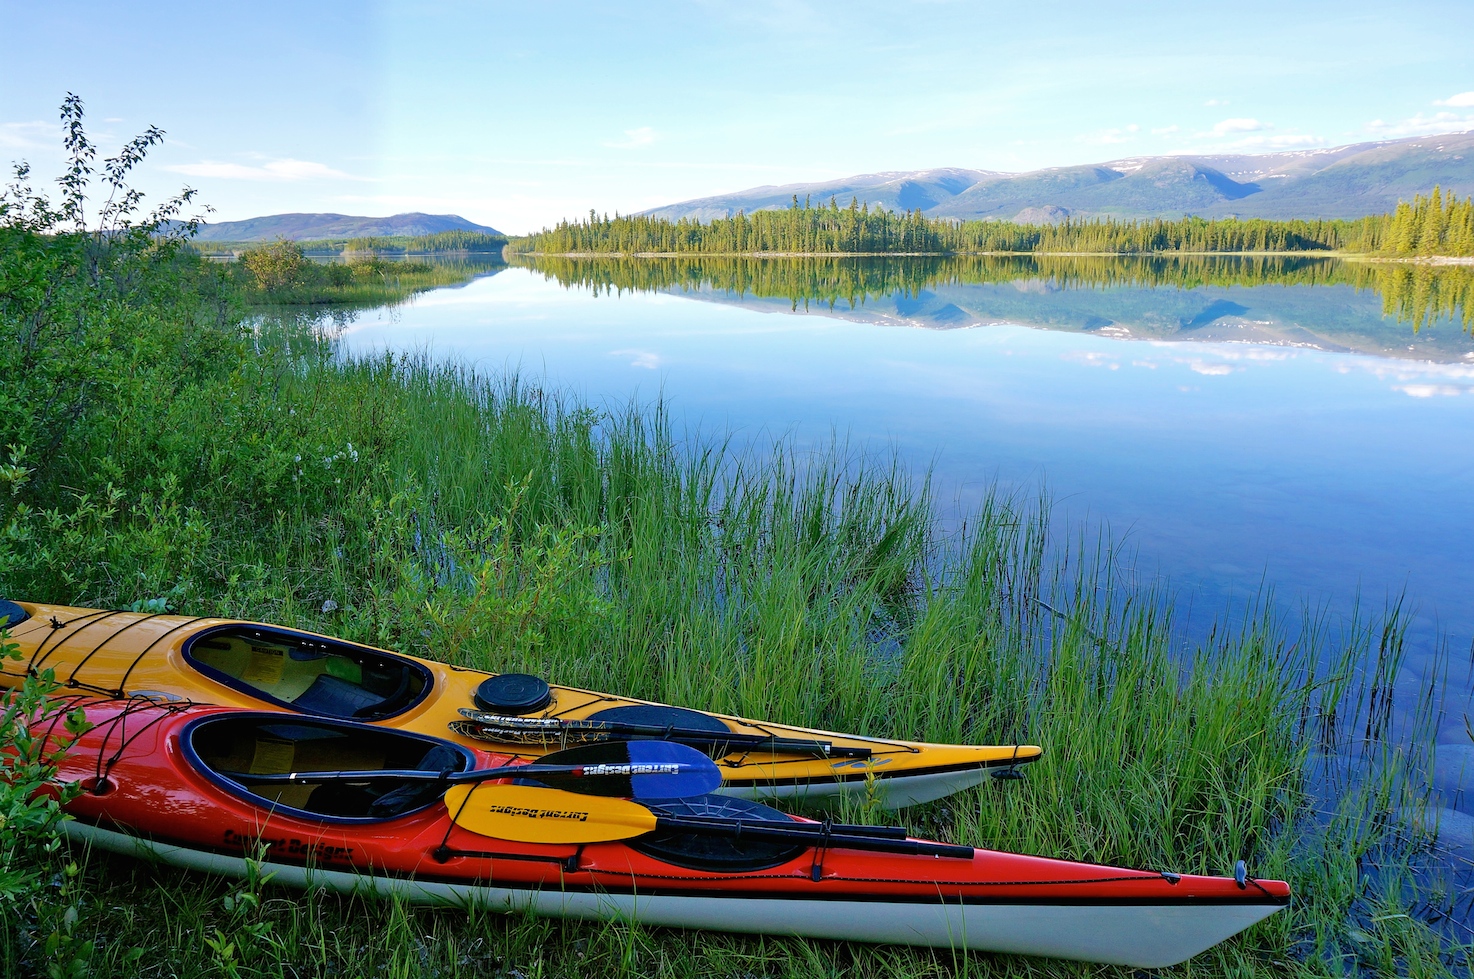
[42,699,1287,969]
[4,602,1040,807]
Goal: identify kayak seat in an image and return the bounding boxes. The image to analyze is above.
[292,674,386,718]
[191,714,472,821]
[305,743,466,818]
[184,628,432,719]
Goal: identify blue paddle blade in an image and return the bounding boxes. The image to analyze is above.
[624,740,723,799]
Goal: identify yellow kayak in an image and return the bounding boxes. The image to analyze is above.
[0,601,1040,808]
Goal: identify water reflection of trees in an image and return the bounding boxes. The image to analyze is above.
[515,254,1474,332]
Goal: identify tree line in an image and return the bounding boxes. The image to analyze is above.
[514,190,1474,258]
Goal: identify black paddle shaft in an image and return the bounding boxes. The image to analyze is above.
[221,759,709,786]
[460,712,873,759]
[653,816,975,859]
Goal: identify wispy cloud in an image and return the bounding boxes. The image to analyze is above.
[1365,111,1474,138]
[1434,91,1474,108]
[1396,383,1463,398]
[0,120,58,151]
[1190,118,1322,150]
[164,158,360,181]
[610,349,662,369]
[1080,123,1139,145]
[1208,117,1265,136]
[603,126,657,149]
[1151,125,1179,136]
[1205,98,1230,107]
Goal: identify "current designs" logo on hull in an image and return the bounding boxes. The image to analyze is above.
[484,805,590,822]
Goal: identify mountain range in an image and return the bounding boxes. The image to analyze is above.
[640,132,1474,223]
[191,212,503,242]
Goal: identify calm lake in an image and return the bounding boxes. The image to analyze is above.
[337,256,1474,743]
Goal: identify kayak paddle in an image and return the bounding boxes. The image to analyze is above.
[221,740,722,801]
[445,781,974,858]
[454,709,874,759]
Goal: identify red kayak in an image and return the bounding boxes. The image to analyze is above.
[39,697,1289,967]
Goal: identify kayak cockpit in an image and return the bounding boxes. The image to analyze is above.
[183,626,432,721]
[184,714,475,821]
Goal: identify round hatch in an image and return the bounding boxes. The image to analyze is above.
[472,673,553,714]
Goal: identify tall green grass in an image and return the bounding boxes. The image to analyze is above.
[5,328,1464,976]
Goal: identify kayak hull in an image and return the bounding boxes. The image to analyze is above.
[69,820,1279,967]
[4,602,1039,808]
[47,700,1287,968]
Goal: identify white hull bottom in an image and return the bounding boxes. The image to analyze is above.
[720,765,994,809]
[67,823,1281,968]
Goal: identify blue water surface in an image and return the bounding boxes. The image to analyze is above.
[340,266,1474,738]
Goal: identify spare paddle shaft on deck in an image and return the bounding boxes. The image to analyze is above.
[222,740,724,801]
[653,815,974,859]
[457,709,873,759]
[227,760,705,786]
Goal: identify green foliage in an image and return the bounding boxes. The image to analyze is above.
[1381,187,1474,257]
[227,251,502,306]
[0,631,92,975]
[239,237,305,290]
[513,194,1474,258]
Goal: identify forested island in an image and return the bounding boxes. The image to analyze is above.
[515,189,1474,258]
[192,229,507,259]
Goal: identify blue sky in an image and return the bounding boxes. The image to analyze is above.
[3,1,1472,233]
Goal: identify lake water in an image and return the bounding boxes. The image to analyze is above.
[338,256,1474,745]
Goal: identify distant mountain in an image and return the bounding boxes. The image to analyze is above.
[192,212,503,242]
[641,132,1474,223]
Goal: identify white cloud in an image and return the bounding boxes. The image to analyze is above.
[1434,91,1474,107]
[610,349,661,369]
[0,120,58,151]
[1151,125,1179,136]
[1189,361,1234,376]
[603,126,657,149]
[1188,117,1323,150]
[1365,111,1474,138]
[1224,133,1325,149]
[165,158,360,181]
[1081,124,1140,145]
[1210,118,1265,136]
[1396,384,1462,398]
[1062,350,1120,369]
[1205,98,1230,107]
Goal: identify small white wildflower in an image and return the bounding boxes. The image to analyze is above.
[294,454,301,463]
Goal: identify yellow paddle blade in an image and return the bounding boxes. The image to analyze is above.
[445,783,660,844]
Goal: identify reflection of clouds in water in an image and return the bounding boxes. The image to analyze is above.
[610,349,662,369]
[1061,350,1120,370]
[1365,360,1474,397]
[1189,361,1234,376]
[1397,384,1465,398]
